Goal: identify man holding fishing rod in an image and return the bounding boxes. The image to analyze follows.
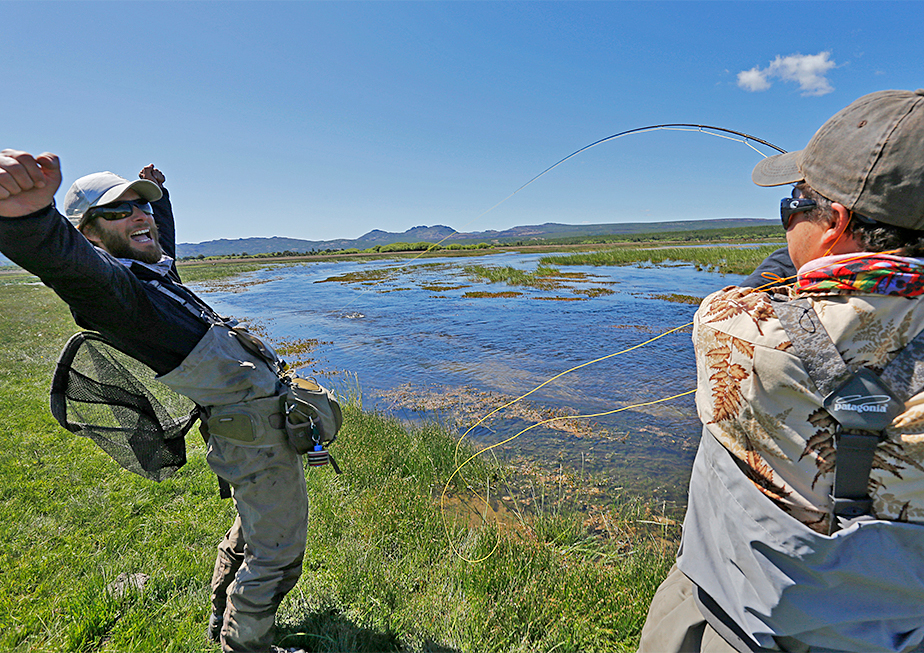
[640,89,924,652]
[0,151,339,653]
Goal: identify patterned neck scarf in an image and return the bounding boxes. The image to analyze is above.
[796,252,924,297]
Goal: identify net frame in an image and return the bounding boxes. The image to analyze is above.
[50,331,200,481]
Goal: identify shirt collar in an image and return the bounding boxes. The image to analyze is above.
[102,247,175,276]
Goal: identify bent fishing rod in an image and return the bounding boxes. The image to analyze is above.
[484,124,787,216]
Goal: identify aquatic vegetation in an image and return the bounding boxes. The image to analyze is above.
[421,283,472,292]
[540,244,782,276]
[178,260,289,284]
[652,293,703,305]
[612,323,695,334]
[316,266,402,284]
[464,263,619,300]
[463,290,523,298]
[463,264,564,289]
[380,382,612,439]
[574,287,616,298]
[273,336,327,372]
[375,286,414,293]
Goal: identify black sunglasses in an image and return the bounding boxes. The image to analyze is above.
[780,189,816,230]
[85,199,153,222]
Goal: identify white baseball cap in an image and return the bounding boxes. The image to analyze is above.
[63,171,162,227]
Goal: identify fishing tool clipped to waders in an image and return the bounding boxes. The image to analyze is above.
[282,375,343,473]
[776,298,924,533]
[50,331,200,482]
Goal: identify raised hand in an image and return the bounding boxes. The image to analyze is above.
[0,150,62,217]
[139,164,166,188]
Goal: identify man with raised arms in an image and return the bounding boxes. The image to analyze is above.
[0,150,320,653]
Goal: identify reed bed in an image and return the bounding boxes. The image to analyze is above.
[540,244,782,276]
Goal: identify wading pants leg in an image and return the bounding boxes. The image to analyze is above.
[206,434,309,653]
[209,516,245,640]
[638,564,740,653]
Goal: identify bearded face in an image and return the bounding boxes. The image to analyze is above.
[86,219,164,264]
[80,190,165,264]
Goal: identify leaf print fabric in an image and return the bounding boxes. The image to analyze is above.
[694,264,924,533]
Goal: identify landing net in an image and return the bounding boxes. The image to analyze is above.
[50,331,199,482]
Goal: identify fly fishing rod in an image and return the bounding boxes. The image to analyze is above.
[328,123,788,316]
[473,124,788,223]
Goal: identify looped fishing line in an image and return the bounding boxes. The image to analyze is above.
[442,387,697,563]
[441,322,696,563]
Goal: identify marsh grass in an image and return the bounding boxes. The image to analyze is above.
[463,264,622,302]
[652,293,703,305]
[463,291,523,299]
[463,264,564,290]
[177,260,288,283]
[540,244,782,276]
[1,272,677,652]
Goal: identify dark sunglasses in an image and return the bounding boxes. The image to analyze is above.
[85,199,153,222]
[780,188,878,230]
[780,188,816,230]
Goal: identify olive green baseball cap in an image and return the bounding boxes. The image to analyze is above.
[752,89,924,229]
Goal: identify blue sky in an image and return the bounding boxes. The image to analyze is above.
[4,1,922,245]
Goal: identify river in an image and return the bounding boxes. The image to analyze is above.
[194,251,745,506]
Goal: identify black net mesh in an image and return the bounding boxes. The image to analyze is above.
[50,332,199,482]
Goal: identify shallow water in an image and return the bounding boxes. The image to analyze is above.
[194,252,745,506]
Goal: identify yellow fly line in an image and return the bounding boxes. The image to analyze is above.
[439,321,697,563]
[441,386,697,563]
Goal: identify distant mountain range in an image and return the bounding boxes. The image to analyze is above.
[174,218,778,258]
[0,218,778,267]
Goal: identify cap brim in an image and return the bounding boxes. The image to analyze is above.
[752,150,804,187]
[93,179,163,207]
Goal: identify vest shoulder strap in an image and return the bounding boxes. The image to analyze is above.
[774,297,924,529]
[143,278,226,326]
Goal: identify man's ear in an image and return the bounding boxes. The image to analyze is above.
[79,223,102,248]
[821,203,861,254]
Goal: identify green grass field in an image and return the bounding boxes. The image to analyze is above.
[0,271,677,653]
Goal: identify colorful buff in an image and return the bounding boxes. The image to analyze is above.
[796,252,924,297]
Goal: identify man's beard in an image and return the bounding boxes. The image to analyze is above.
[95,223,164,264]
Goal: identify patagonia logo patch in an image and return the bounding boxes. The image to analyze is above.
[831,394,892,414]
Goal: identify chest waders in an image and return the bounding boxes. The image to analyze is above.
[679,297,924,653]
[146,279,342,653]
[146,280,342,474]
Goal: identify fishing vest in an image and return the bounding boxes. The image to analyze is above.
[678,297,924,653]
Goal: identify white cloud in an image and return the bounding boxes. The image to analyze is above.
[737,67,771,92]
[737,52,836,96]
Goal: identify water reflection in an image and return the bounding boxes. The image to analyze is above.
[194,252,743,506]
